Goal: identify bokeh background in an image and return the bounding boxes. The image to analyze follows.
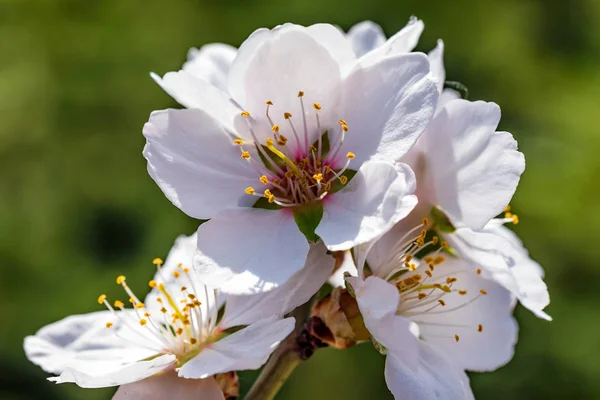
[1,0,599,398]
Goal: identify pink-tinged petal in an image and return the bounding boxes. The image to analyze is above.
[358,17,424,67]
[221,243,334,328]
[339,52,438,165]
[183,43,237,94]
[49,354,177,389]
[113,371,224,400]
[317,161,418,251]
[178,317,294,379]
[150,71,239,133]
[424,99,525,230]
[193,208,309,295]
[428,39,446,93]
[385,341,474,400]
[143,108,257,220]
[346,21,386,57]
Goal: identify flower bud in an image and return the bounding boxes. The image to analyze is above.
[214,371,239,400]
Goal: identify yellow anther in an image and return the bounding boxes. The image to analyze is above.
[183,267,190,273]
[180,286,187,292]
[190,338,198,345]
[176,328,184,335]
[480,289,488,295]
[173,270,180,279]
[298,91,304,97]
[233,139,243,145]
[477,324,484,332]
[268,195,275,203]
[438,299,446,306]
[277,139,287,146]
[432,236,439,245]
[346,152,356,159]
[160,307,168,313]
[156,298,163,304]
[446,277,457,284]
[313,173,323,182]
[264,189,273,198]
[421,229,427,238]
[409,263,417,271]
[418,292,427,299]
[114,300,124,308]
[512,215,519,225]
[148,280,157,288]
[338,119,347,125]
[177,263,183,268]
[266,100,273,105]
[271,124,280,133]
[139,319,147,326]
[313,102,322,110]
[433,256,445,265]
[116,276,126,285]
[455,334,460,342]
[422,217,429,227]
[241,151,251,159]
[259,175,269,185]
[405,254,413,262]
[340,176,348,184]
[441,241,448,248]
[144,312,151,317]
[240,111,250,117]
[341,124,348,132]
[187,294,196,300]
[152,258,163,265]
[505,212,513,219]
[97,294,107,304]
[424,256,433,263]
[284,112,292,119]
[135,303,145,309]
[504,205,511,212]
[458,290,468,296]
[309,145,317,152]
[428,263,435,271]
[106,322,113,329]
[425,270,432,277]
[245,187,255,195]
[440,285,452,293]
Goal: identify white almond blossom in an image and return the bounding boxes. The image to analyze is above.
[24,233,334,399]
[145,22,438,294]
[344,222,518,400]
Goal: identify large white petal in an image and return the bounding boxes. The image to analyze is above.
[307,23,356,67]
[193,208,309,295]
[358,17,424,67]
[385,341,474,400]
[346,21,386,57]
[151,71,239,133]
[339,52,438,165]
[178,317,294,379]
[143,108,257,220]
[413,258,518,372]
[316,161,418,251]
[183,43,237,94]
[114,372,225,400]
[24,311,158,376]
[447,225,551,320]
[220,243,334,328]
[424,99,525,230]
[49,354,176,389]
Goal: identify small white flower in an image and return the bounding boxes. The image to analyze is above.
[24,234,334,398]
[145,22,438,294]
[344,223,518,400]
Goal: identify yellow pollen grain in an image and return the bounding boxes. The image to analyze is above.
[346,152,356,159]
[152,258,163,265]
[114,300,124,308]
[245,187,255,195]
[271,124,279,133]
[478,324,483,332]
[480,289,488,295]
[148,280,157,288]
[97,294,107,304]
[313,173,323,182]
[139,319,147,326]
[313,102,321,110]
[240,111,250,117]
[106,322,113,328]
[438,300,446,306]
[458,290,467,296]
[284,112,292,119]
[241,151,251,159]
[339,176,348,185]
[259,175,269,185]
[135,303,145,309]
[116,275,126,285]
[455,334,460,342]
[190,338,198,345]
[233,139,243,145]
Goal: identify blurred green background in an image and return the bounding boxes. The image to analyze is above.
[1,0,599,398]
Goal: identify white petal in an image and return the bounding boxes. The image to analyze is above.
[193,208,309,295]
[50,354,176,389]
[349,276,399,320]
[424,99,525,230]
[385,341,474,400]
[427,39,446,93]
[307,23,356,67]
[183,43,237,93]
[150,71,239,133]
[114,372,225,400]
[220,243,335,328]
[339,52,438,165]
[447,225,551,319]
[358,17,424,67]
[346,21,386,57]
[24,311,158,376]
[316,161,418,251]
[178,317,294,378]
[143,108,257,219]
[413,258,518,372]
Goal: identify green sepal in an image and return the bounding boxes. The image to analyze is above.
[371,336,388,355]
[293,201,324,243]
[329,169,357,194]
[252,196,283,210]
[344,272,356,298]
[430,206,456,233]
[444,81,469,99]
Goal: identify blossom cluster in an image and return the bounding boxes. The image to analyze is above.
[24,18,550,400]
